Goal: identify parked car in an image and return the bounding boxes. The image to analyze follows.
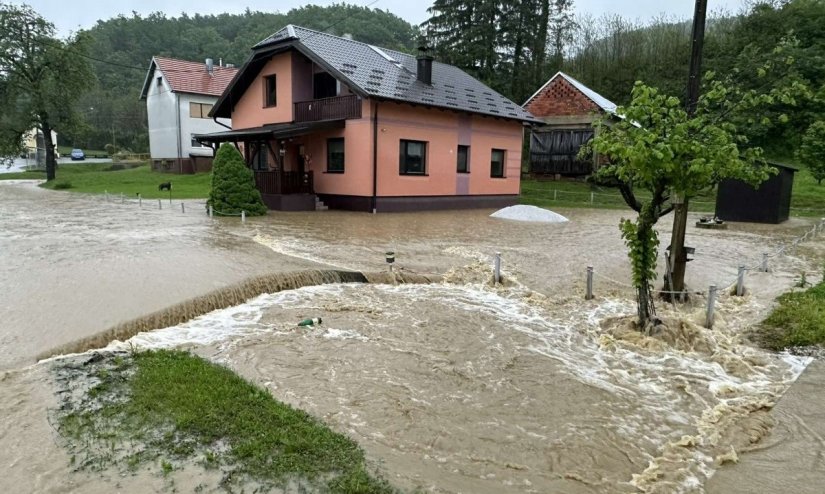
[70,148,85,161]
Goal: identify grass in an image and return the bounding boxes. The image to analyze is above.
[756,277,825,350]
[56,350,395,493]
[0,163,211,199]
[520,161,825,216]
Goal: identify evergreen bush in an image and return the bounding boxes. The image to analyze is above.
[207,143,267,216]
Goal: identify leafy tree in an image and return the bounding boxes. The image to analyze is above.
[797,121,825,184]
[207,144,267,216]
[586,69,803,327]
[0,3,93,181]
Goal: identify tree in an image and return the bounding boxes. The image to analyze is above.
[797,121,825,185]
[207,144,267,216]
[0,3,93,181]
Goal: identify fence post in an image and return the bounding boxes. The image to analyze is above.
[585,266,594,300]
[553,190,557,201]
[158,199,162,210]
[590,192,594,205]
[706,284,718,328]
[138,193,142,208]
[761,253,769,272]
[241,210,246,222]
[181,202,185,214]
[104,190,108,201]
[208,205,213,217]
[736,265,746,296]
[121,193,124,204]
[494,252,501,284]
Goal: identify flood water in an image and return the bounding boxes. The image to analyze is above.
[0,180,823,493]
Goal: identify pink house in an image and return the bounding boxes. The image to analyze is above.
[198,25,539,211]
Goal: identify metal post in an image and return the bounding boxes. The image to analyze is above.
[181,202,185,213]
[158,199,162,210]
[121,193,125,204]
[736,265,746,296]
[761,253,769,272]
[209,205,213,217]
[586,266,594,300]
[241,210,246,222]
[706,284,718,328]
[104,190,108,201]
[553,190,557,201]
[590,192,594,205]
[494,252,501,284]
[138,193,142,207]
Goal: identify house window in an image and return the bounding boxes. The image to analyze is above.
[491,149,506,178]
[457,145,469,173]
[399,140,427,175]
[264,74,277,107]
[156,76,162,87]
[314,72,338,99]
[327,138,344,172]
[189,102,213,119]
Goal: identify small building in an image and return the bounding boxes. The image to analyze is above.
[197,25,539,212]
[20,127,59,165]
[523,72,616,176]
[715,162,796,224]
[140,57,238,174]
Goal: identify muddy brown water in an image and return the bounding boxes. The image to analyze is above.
[1,180,824,493]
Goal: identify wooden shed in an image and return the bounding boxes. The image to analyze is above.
[715,162,796,224]
[523,72,616,176]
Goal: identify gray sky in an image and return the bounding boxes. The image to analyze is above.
[20,0,748,37]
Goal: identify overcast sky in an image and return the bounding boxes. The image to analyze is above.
[20,0,749,37]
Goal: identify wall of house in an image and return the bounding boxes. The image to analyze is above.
[525,77,600,119]
[146,67,180,160]
[301,100,523,208]
[232,52,294,128]
[178,93,229,158]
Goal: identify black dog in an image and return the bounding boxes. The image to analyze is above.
[158,182,172,191]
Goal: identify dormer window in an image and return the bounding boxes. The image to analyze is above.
[264,75,277,107]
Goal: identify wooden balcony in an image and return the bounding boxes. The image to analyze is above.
[294,95,362,123]
[254,171,314,195]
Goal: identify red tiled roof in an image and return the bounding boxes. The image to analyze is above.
[153,56,238,97]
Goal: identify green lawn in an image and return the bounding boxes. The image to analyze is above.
[0,163,211,199]
[756,278,825,350]
[57,350,394,492]
[521,163,825,216]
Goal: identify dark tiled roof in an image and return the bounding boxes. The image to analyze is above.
[233,25,539,123]
[140,57,238,99]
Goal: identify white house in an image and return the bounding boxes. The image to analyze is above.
[140,57,238,174]
[20,127,59,164]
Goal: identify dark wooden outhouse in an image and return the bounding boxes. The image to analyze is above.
[715,162,796,224]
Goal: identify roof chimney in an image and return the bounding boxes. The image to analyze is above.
[416,46,433,85]
[205,58,214,75]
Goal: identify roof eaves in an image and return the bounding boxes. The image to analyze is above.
[139,58,159,100]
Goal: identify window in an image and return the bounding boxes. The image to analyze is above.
[327,138,345,172]
[156,76,163,87]
[189,102,213,119]
[399,140,427,175]
[490,149,506,178]
[457,145,469,173]
[264,74,277,107]
[314,72,338,99]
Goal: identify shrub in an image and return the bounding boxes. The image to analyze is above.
[207,143,267,216]
[797,121,825,185]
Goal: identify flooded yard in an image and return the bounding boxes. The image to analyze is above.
[0,180,823,493]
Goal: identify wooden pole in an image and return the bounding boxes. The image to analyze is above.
[668,0,708,299]
[586,266,594,300]
[706,284,717,328]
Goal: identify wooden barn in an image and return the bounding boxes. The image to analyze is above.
[523,72,616,177]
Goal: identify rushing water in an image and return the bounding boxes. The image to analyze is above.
[0,180,823,493]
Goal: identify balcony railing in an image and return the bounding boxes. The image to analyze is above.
[294,95,362,123]
[254,171,314,195]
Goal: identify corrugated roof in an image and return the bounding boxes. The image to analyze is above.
[140,57,238,99]
[524,72,617,114]
[235,25,539,123]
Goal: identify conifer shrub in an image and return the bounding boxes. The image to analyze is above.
[207,143,267,216]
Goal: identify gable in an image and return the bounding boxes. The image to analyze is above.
[525,77,601,118]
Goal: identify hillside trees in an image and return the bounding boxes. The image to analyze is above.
[0,3,93,180]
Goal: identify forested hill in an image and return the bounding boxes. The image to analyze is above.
[69,4,418,152]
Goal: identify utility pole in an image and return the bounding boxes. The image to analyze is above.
[667,0,707,300]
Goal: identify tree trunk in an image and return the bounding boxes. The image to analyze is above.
[636,212,657,327]
[666,196,689,300]
[41,119,57,181]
